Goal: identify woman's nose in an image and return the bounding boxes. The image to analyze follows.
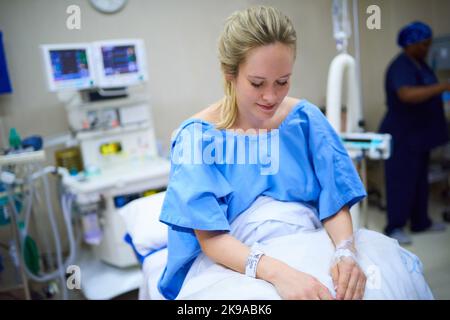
[262,87,277,104]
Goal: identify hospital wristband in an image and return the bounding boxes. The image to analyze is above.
[245,248,265,278]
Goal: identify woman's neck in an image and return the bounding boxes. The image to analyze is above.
[233,113,273,131]
[404,50,424,68]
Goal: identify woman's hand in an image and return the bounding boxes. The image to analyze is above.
[330,256,366,300]
[271,264,334,300]
[322,206,366,300]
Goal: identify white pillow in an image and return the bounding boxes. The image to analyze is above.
[118,191,168,257]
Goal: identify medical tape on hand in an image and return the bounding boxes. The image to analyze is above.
[336,238,354,251]
[332,237,357,265]
[333,248,357,262]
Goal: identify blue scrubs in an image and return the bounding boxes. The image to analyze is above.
[158,99,367,299]
[379,53,448,234]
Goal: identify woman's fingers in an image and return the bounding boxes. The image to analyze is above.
[354,274,366,300]
[319,286,334,300]
[332,258,366,300]
[343,267,360,300]
[336,263,351,300]
[330,264,339,292]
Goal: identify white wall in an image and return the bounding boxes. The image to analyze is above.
[0,0,339,151]
[1,0,449,149]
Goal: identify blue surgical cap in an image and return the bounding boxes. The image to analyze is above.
[397,21,432,48]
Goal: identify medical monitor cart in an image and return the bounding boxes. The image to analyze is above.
[60,90,170,299]
[41,39,169,299]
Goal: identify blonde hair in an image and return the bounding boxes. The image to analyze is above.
[216,6,297,129]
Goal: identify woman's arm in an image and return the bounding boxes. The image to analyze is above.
[322,206,354,247]
[397,83,450,104]
[194,229,334,299]
[195,230,255,275]
[323,206,366,300]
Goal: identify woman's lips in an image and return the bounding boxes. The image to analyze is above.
[256,103,275,111]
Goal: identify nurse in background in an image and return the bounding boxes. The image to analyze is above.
[379,21,450,245]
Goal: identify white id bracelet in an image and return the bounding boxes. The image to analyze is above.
[245,248,265,278]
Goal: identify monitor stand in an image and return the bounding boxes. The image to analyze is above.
[81,87,128,102]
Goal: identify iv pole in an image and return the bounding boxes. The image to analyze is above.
[326,0,367,230]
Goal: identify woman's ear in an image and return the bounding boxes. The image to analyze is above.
[224,73,235,83]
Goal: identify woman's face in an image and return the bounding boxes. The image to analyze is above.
[416,38,432,61]
[231,42,295,128]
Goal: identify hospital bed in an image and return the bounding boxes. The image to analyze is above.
[119,192,433,300]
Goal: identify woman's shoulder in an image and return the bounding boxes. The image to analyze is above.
[171,102,221,145]
[278,97,302,119]
[279,98,328,131]
[282,96,301,109]
[277,97,320,125]
[173,102,221,140]
[187,101,222,125]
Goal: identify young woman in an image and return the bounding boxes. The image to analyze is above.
[157,6,433,300]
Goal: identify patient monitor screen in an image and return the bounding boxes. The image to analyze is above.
[101,45,138,75]
[42,45,96,91]
[92,39,147,88]
[50,49,90,81]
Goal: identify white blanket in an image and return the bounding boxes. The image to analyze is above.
[142,196,434,300]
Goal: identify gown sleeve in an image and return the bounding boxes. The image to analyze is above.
[300,103,367,221]
[159,122,233,232]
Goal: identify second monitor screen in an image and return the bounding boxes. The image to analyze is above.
[101,45,138,76]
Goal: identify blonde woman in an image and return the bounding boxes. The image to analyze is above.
[157,6,433,300]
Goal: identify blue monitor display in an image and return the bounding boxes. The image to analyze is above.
[101,45,138,75]
[41,43,96,91]
[92,39,148,88]
[50,49,90,81]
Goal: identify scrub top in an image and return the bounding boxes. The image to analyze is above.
[379,52,448,151]
[158,99,367,299]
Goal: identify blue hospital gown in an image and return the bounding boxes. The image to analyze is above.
[158,99,367,299]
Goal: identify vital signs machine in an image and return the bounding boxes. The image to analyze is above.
[41,39,170,299]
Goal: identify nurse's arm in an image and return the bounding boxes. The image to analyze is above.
[397,82,450,104]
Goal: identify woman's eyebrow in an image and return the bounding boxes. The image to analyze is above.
[248,73,291,80]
